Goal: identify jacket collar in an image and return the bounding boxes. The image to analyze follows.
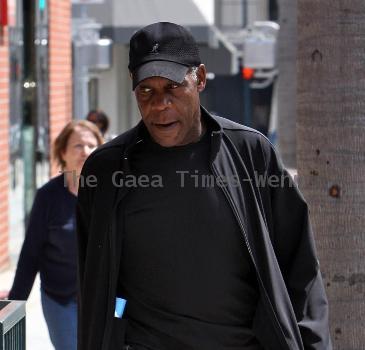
[121,105,224,161]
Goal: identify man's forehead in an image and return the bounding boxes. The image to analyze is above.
[136,75,187,88]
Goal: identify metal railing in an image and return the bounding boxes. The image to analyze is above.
[0,301,26,350]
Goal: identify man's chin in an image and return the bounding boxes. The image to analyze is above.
[154,138,179,148]
[149,131,179,147]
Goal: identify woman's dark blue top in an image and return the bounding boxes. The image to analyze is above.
[9,175,78,304]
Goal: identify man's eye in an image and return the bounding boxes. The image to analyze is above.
[169,83,179,89]
[139,87,152,94]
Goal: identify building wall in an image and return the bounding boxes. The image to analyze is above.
[95,44,123,135]
[0,0,73,270]
[97,44,140,136]
[0,25,10,270]
[49,0,72,176]
[247,0,268,25]
[215,0,268,28]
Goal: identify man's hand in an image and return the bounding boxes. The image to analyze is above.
[0,290,9,300]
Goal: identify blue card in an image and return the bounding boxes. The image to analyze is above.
[114,297,127,318]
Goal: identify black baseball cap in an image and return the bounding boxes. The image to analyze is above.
[128,22,201,90]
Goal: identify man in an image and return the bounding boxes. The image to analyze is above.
[77,22,332,350]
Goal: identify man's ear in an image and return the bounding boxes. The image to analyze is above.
[129,72,136,91]
[197,64,207,92]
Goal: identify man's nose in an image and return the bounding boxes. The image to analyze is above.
[151,92,171,111]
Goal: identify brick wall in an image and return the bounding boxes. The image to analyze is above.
[0,25,10,271]
[0,0,73,269]
[49,0,72,176]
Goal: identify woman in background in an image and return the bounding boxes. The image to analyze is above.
[86,109,110,137]
[2,120,103,350]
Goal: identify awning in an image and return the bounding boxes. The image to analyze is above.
[73,0,238,75]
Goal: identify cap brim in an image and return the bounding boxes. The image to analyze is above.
[132,61,190,90]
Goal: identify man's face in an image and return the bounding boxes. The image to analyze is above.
[134,65,206,147]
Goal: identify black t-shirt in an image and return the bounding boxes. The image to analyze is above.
[117,130,262,350]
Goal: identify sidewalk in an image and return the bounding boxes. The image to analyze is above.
[0,225,53,349]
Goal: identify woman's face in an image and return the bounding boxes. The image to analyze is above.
[61,126,99,174]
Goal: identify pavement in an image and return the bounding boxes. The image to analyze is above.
[0,267,53,349]
[0,176,54,350]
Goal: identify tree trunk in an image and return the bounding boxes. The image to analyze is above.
[297,1,365,348]
[276,0,297,168]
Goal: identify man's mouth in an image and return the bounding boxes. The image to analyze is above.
[154,121,179,130]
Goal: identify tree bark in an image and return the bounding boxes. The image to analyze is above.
[297,1,365,348]
[276,0,297,168]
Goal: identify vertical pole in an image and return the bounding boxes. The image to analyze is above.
[242,0,247,27]
[242,0,250,127]
[214,0,221,28]
[241,61,253,127]
[243,78,252,126]
[22,0,37,225]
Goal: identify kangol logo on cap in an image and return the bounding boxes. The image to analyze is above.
[151,43,159,54]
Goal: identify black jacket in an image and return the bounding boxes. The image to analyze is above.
[77,107,332,350]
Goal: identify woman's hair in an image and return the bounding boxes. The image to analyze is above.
[86,109,110,135]
[53,120,103,169]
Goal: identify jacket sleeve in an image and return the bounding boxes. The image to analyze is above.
[264,141,332,350]
[9,189,48,300]
[76,159,93,301]
[76,157,98,350]
[76,195,88,294]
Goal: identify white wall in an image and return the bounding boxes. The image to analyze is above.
[192,0,214,24]
[94,44,141,136]
[247,0,268,25]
